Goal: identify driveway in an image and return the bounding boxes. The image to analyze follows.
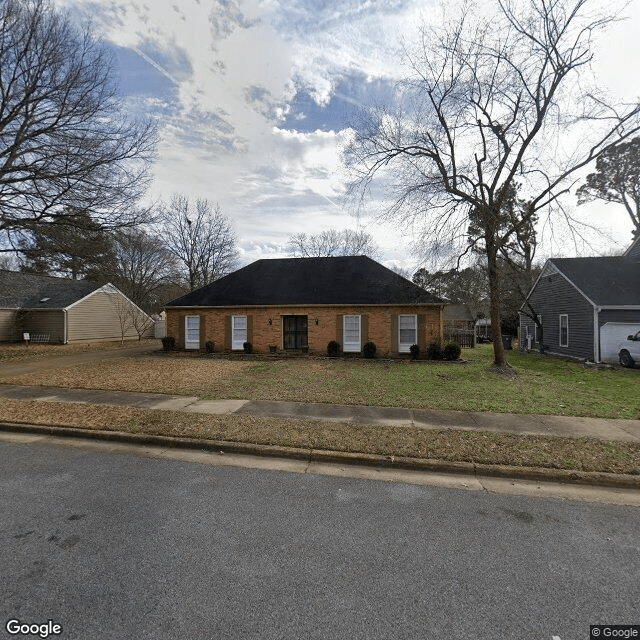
[0,341,161,378]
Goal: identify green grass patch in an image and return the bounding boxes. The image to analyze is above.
[199,345,640,419]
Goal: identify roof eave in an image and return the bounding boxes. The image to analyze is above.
[165,302,444,309]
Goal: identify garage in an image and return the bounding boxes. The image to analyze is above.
[600,323,640,364]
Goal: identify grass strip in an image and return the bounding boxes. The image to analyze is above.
[2,400,639,475]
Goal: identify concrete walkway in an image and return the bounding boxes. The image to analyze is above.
[0,383,638,443]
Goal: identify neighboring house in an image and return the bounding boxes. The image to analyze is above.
[444,304,475,330]
[165,256,446,356]
[444,303,476,347]
[519,237,640,363]
[0,270,154,343]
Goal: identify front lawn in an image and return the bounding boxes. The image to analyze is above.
[1,344,638,420]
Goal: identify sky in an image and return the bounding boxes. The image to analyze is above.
[54,0,640,274]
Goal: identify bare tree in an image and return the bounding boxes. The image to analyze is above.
[108,229,179,312]
[105,286,135,345]
[577,136,640,238]
[345,0,640,370]
[129,306,155,341]
[0,0,157,250]
[413,265,487,319]
[159,195,238,291]
[0,252,19,271]
[288,228,379,258]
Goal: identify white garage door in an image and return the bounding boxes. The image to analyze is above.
[600,323,640,364]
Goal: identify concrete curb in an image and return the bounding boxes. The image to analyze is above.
[1,421,639,490]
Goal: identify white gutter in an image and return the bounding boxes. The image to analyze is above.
[594,307,600,363]
[63,308,68,344]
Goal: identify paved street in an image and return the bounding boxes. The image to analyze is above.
[1,436,638,640]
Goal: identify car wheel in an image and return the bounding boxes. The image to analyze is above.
[619,350,635,368]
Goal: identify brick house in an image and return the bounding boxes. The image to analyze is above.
[165,256,446,356]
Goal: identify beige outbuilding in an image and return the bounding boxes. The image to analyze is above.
[0,270,154,343]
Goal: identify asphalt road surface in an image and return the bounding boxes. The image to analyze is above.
[0,436,638,640]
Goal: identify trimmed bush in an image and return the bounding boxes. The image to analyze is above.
[327,340,341,357]
[409,344,420,360]
[161,336,175,351]
[427,341,443,360]
[362,341,377,359]
[243,341,252,354]
[443,341,462,361]
[205,340,215,353]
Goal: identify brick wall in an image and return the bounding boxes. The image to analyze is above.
[166,305,444,357]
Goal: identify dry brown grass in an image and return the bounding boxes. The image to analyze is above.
[2,399,639,475]
[1,356,248,394]
[0,339,158,363]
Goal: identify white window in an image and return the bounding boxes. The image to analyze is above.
[232,315,247,350]
[185,315,200,350]
[343,315,361,352]
[398,314,417,353]
[559,314,569,347]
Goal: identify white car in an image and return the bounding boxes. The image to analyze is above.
[618,330,640,368]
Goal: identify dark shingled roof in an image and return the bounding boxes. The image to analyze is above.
[168,256,444,307]
[550,255,640,306]
[0,270,101,309]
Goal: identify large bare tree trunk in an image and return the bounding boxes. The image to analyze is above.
[486,234,509,368]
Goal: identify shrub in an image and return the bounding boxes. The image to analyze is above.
[161,336,175,351]
[205,340,215,353]
[327,340,341,357]
[443,341,462,361]
[243,341,252,354]
[409,344,420,360]
[427,341,443,360]
[363,341,376,359]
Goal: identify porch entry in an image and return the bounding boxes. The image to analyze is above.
[283,315,308,350]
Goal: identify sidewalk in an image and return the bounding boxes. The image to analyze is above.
[0,383,638,443]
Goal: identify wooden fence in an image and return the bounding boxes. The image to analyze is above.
[444,328,476,349]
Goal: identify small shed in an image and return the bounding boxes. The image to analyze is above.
[0,270,153,343]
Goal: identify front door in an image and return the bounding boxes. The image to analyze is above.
[283,315,308,350]
[185,315,200,349]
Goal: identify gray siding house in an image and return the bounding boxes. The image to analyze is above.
[0,270,153,343]
[519,238,640,363]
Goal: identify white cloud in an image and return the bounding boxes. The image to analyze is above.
[52,0,640,268]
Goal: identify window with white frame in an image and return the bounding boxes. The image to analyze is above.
[398,314,417,353]
[343,315,361,352]
[232,315,247,350]
[559,314,568,347]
